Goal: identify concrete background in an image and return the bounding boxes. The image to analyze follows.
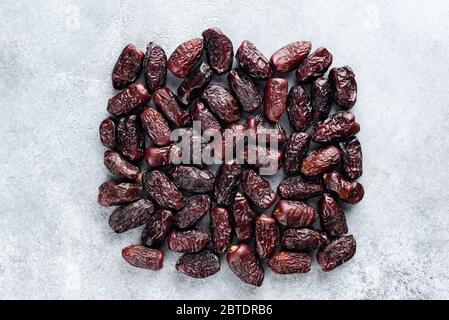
[1,0,449,299]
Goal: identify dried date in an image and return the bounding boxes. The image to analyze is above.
[140,107,171,147]
[270,40,311,73]
[177,62,212,105]
[153,87,191,127]
[141,209,173,247]
[235,40,273,79]
[281,228,327,251]
[227,243,264,286]
[112,44,144,90]
[277,175,324,200]
[246,115,287,146]
[263,78,288,123]
[330,66,357,110]
[312,77,332,120]
[296,47,333,83]
[191,100,222,134]
[283,132,311,176]
[255,215,280,259]
[214,163,241,207]
[340,137,363,180]
[287,85,312,132]
[273,200,317,227]
[107,83,151,116]
[301,145,341,176]
[201,84,241,123]
[176,250,220,278]
[202,28,234,75]
[104,150,141,181]
[99,118,116,149]
[168,230,211,253]
[210,207,232,254]
[142,170,184,210]
[323,170,364,204]
[228,69,262,113]
[319,193,348,237]
[98,181,142,207]
[109,199,154,233]
[241,169,277,210]
[167,166,215,193]
[313,111,360,143]
[232,192,256,241]
[167,38,204,78]
[117,114,145,162]
[174,195,211,229]
[122,245,163,270]
[145,145,181,168]
[317,235,356,271]
[268,252,311,274]
[143,42,167,92]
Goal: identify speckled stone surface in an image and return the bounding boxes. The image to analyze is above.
[1,0,449,299]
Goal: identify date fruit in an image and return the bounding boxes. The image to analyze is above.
[202,28,233,75]
[112,44,144,90]
[176,250,220,278]
[268,252,311,274]
[167,38,204,78]
[264,78,288,123]
[145,145,181,168]
[273,200,317,227]
[232,192,256,241]
[109,199,154,233]
[227,243,264,286]
[98,181,142,207]
[153,87,191,127]
[301,145,341,176]
[99,118,116,149]
[202,84,241,123]
[117,115,145,162]
[241,169,277,210]
[122,245,163,270]
[281,228,327,251]
[246,115,287,146]
[175,195,211,229]
[255,215,280,259]
[140,107,171,147]
[323,170,364,204]
[319,193,348,237]
[244,145,283,171]
[228,69,262,113]
[177,62,213,105]
[107,83,151,116]
[296,47,333,83]
[287,85,312,132]
[142,170,184,210]
[210,207,232,254]
[167,166,215,193]
[104,150,141,181]
[141,209,173,247]
[340,137,363,180]
[313,111,360,143]
[330,66,357,110]
[191,100,222,134]
[283,132,311,176]
[317,235,356,271]
[236,40,273,79]
[214,163,241,207]
[277,176,324,200]
[270,40,311,73]
[168,230,211,253]
[143,42,167,92]
[312,77,332,120]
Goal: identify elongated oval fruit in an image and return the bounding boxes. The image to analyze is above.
[264,78,288,122]
[227,69,262,113]
[140,107,171,147]
[244,145,283,171]
[202,84,241,123]
[112,44,144,90]
[214,163,241,207]
[227,243,264,286]
[122,245,163,270]
[236,40,273,79]
[168,230,211,253]
[232,192,256,241]
[287,85,312,132]
[330,66,357,110]
[202,28,234,75]
[107,83,151,116]
[274,200,317,228]
[312,77,332,120]
[191,100,222,134]
[246,115,287,146]
[168,38,204,78]
[268,252,312,274]
[296,47,333,82]
[174,195,211,229]
[143,42,167,92]
[317,235,356,272]
[98,181,142,207]
[339,137,363,180]
[109,199,154,233]
[141,209,173,247]
[210,207,232,254]
[301,145,341,176]
[142,170,184,210]
[323,170,364,204]
[117,115,145,162]
[153,87,191,127]
[313,111,360,143]
[167,166,215,193]
[319,193,348,237]
[177,62,213,105]
[281,228,328,251]
[255,215,280,259]
[176,251,220,278]
[283,132,311,176]
[277,176,324,200]
[145,145,181,168]
[99,118,116,149]
[270,41,312,73]
[104,150,141,181]
[241,169,277,210]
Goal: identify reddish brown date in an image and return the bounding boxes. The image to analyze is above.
[140,107,171,147]
[176,251,220,278]
[98,181,142,207]
[167,38,204,78]
[273,200,317,228]
[340,137,363,180]
[243,145,283,173]
[287,85,312,132]
[117,114,145,162]
[235,40,273,80]
[143,42,167,92]
[122,245,163,270]
[145,145,181,168]
[232,192,256,241]
[319,193,348,237]
[177,62,212,106]
[296,47,333,82]
[99,118,116,149]
[246,115,287,146]
[202,28,234,75]
[109,199,154,233]
[201,84,241,123]
[317,235,356,272]
[174,195,211,229]
[167,166,215,193]
[330,66,357,110]
[312,77,332,120]
[228,69,262,113]
[313,111,360,143]
[142,170,184,210]
[107,83,151,116]
[270,40,311,73]
[268,252,312,274]
[263,78,288,123]
[227,243,264,286]
[141,209,173,247]
[112,44,144,90]
[301,145,341,176]
[104,150,141,181]
[153,87,190,127]
[191,100,222,134]
[214,163,241,207]
[281,228,327,251]
[324,171,364,204]
[277,176,324,200]
[241,169,277,210]
[283,132,311,176]
[168,230,211,253]
[255,215,280,259]
[210,207,232,254]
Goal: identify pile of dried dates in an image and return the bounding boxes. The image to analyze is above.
[98,28,364,286]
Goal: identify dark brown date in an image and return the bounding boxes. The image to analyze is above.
[330,66,357,110]
[168,230,211,253]
[122,245,163,270]
[268,252,311,274]
[167,38,204,78]
[153,87,191,127]
[241,169,277,210]
[232,192,256,241]
[277,175,324,200]
[99,118,116,149]
[176,250,220,278]
[191,100,222,134]
[228,69,262,113]
[177,62,212,106]
[323,170,364,204]
[317,235,356,272]
[319,193,348,237]
[313,111,360,143]
[210,207,232,254]
[255,215,280,259]
[202,28,234,75]
[263,78,288,123]
[270,40,311,73]
[296,47,333,83]
[140,107,171,147]
[142,170,184,210]
[246,115,287,146]
[112,44,144,90]
[287,85,312,132]
[283,132,311,176]
[107,83,151,116]
[301,145,341,176]
[201,84,241,123]
[312,77,332,120]
[227,243,264,286]
[273,200,317,228]
[145,145,181,168]
[141,209,173,247]
[167,166,215,193]
[117,114,145,162]
[243,145,283,172]
[109,199,154,233]
[143,42,167,92]
[98,181,142,207]
[104,150,141,181]
[281,228,327,251]
[340,137,363,180]
[214,163,241,207]
[235,40,273,80]
[174,195,211,229]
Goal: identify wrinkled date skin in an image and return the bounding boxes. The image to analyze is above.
[143,42,167,92]
[174,195,211,229]
[330,66,357,110]
[287,85,312,132]
[107,83,151,116]
[104,150,141,181]
[210,207,232,254]
[117,115,145,162]
[263,78,288,123]
[112,44,144,90]
[296,47,333,83]
[312,77,333,120]
[98,181,142,207]
[268,252,312,274]
[227,243,264,286]
[122,245,163,270]
[228,69,262,113]
[233,192,256,241]
[153,87,191,127]
[168,230,211,253]
[176,251,220,278]
[236,40,273,80]
[167,166,215,193]
[317,235,356,272]
[241,169,277,210]
[313,111,360,143]
[255,215,280,259]
[201,84,241,123]
[202,28,234,75]
[214,163,241,207]
[283,132,311,176]
[301,145,342,176]
[246,115,287,146]
[274,200,318,228]
[140,107,171,147]
[324,171,364,204]
[270,40,312,73]
[143,170,184,210]
[319,193,348,237]
[145,145,181,168]
[173,128,209,168]
[99,118,116,149]
[277,175,324,200]
[141,209,173,247]
[167,38,204,78]
[243,145,283,172]
[177,62,212,106]
[191,100,222,134]
[340,137,363,180]
[109,199,154,233]
[281,228,328,251]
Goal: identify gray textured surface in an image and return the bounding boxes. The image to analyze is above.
[1,0,449,300]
